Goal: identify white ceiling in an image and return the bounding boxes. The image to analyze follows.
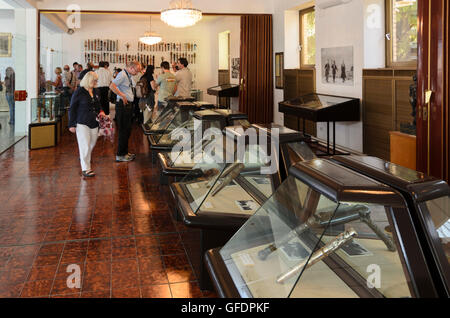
[42,12,225,32]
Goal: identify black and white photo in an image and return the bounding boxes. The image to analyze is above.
[235,200,258,211]
[321,46,353,86]
[341,240,371,257]
[231,58,240,79]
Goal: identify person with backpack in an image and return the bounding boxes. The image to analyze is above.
[96,61,113,115]
[136,65,156,113]
[155,61,177,108]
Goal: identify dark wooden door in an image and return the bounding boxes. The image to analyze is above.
[417,0,449,182]
[239,15,274,124]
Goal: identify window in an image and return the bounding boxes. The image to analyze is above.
[386,0,418,67]
[299,7,316,68]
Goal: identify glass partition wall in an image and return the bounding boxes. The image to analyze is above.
[0,4,28,154]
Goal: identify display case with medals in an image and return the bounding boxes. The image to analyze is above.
[332,155,450,297]
[205,159,441,298]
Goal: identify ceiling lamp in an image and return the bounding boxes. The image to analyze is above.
[139,16,162,45]
[161,0,202,28]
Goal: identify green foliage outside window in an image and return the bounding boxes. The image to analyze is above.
[302,10,316,66]
[392,0,418,63]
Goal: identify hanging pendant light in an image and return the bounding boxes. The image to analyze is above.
[139,16,162,45]
[161,0,202,28]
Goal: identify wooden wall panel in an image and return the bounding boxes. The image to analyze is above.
[218,70,230,107]
[363,78,393,160]
[282,68,316,136]
[363,70,415,161]
[284,114,298,130]
[283,70,298,100]
[395,80,415,130]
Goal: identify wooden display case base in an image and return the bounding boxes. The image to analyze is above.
[28,121,58,150]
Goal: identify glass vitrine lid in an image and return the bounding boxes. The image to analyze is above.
[178,142,276,217]
[219,164,413,298]
[169,134,226,168]
[420,195,450,267]
[285,141,317,164]
[284,93,355,110]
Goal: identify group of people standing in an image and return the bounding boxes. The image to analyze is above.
[324,60,347,83]
[68,57,193,177]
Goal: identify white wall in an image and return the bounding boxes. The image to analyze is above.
[273,0,312,125]
[206,16,241,108]
[273,0,385,152]
[45,14,240,104]
[315,0,364,152]
[40,15,63,81]
[364,0,385,68]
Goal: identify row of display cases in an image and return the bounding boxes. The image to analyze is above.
[142,93,450,298]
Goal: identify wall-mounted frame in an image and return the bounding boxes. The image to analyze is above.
[275,52,284,89]
[0,33,12,57]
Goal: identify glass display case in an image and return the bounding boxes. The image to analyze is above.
[31,95,62,123]
[279,93,360,155]
[213,109,251,127]
[159,123,315,181]
[250,124,317,179]
[170,139,282,290]
[148,109,226,151]
[332,155,450,296]
[171,145,278,227]
[205,159,440,298]
[29,94,65,150]
[141,96,196,135]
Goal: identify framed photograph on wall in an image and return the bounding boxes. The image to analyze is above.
[275,52,284,89]
[0,33,12,57]
[321,46,354,86]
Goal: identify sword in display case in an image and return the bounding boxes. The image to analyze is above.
[190,138,215,160]
[257,217,317,261]
[316,204,397,252]
[276,228,357,284]
[211,162,245,197]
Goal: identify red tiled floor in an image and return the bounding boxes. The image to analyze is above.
[141,284,172,298]
[0,123,217,298]
[112,287,141,298]
[170,282,204,298]
[20,279,53,298]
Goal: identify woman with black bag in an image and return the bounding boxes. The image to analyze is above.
[68,71,103,177]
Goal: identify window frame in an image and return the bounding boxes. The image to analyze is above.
[299,6,316,69]
[385,0,418,69]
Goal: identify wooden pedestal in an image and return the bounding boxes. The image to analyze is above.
[389,131,416,170]
[29,121,57,150]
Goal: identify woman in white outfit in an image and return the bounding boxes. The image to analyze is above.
[68,71,103,177]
